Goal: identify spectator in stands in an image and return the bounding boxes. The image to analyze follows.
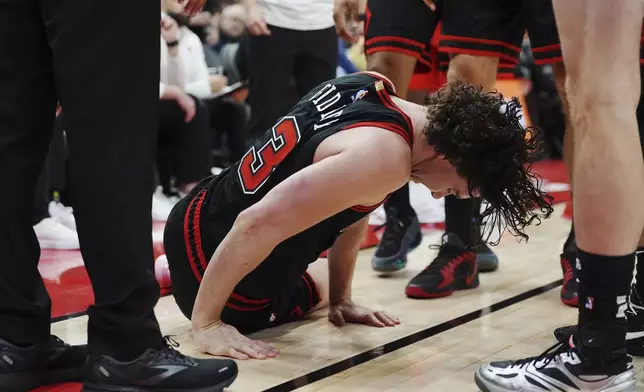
[157,11,213,221]
[242,0,337,142]
[184,0,220,42]
[164,0,249,164]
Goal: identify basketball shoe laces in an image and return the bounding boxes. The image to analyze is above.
[627,285,644,318]
[423,235,465,274]
[376,214,407,249]
[156,336,196,365]
[508,341,576,370]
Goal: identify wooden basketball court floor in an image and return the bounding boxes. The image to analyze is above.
[49,203,644,391]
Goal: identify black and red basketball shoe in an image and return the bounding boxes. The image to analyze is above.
[560,250,579,307]
[405,233,479,299]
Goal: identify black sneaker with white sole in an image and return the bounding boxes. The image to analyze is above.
[371,209,422,273]
[475,338,636,392]
[82,337,237,392]
[0,335,87,392]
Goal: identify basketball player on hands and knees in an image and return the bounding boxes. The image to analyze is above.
[162,71,552,359]
[474,1,644,392]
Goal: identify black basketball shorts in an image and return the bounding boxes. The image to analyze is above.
[163,187,322,335]
[363,0,442,72]
[439,0,562,66]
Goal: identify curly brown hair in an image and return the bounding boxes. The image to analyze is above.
[424,81,554,244]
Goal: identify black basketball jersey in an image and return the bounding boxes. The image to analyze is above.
[195,72,413,295]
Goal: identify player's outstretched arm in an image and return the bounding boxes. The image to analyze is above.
[191,136,408,358]
[326,218,400,328]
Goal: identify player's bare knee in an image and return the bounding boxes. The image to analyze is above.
[447,54,498,90]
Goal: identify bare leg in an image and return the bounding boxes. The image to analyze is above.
[446,54,499,92]
[552,62,573,184]
[445,54,499,262]
[366,52,417,99]
[554,0,644,255]
[554,0,644,364]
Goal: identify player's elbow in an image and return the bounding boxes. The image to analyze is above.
[234,206,286,250]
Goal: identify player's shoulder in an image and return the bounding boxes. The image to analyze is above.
[344,126,412,176]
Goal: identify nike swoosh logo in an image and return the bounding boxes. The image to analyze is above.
[141,365,188,385]
[626,331,644,341]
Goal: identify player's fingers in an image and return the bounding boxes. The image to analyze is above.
[236,344,267,359]
[225,347,249,360]
[250,342,277,358]
[362,313,385,327]
[254,340,279,354]
[374,312,398,327]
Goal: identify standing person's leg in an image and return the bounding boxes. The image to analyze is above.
[293,27,337,96]
[245,26,296,143]
[33,147,52,226]
[476,0,644,390]
[627,64,644,356]
[433,0,519,276]
[41,0,237,390]
[172,96,212,195]
[406,0,518,299]
[518,0,580,307]
[207,99,248,163]
[0,1,87,390]
[362,0,437,273]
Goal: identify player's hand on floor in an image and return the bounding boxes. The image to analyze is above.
[328,299,400,328]
[192,321,279,360]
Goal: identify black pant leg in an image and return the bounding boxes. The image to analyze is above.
[159,97,212,187]
[293,27,338,97]
[49,114,67,195]
[33,147,52,225]
[207,100,247,162]
[0,0,57,346]
[245,26,297,143]
[41,0,164,358]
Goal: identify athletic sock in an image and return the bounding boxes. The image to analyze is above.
[383,183,415,219]
[445,195,476,247]
[577,249,635,366]
[635,247,644,294]
[563,222,576,252]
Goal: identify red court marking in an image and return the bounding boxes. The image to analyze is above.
[32,383,81,392]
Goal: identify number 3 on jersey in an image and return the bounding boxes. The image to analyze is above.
[238,116,301,194]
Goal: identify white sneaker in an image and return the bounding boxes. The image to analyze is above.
[33,217,80,250]
[48,201,76,231]
[152,189,177,222]
[475,340,636,392]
